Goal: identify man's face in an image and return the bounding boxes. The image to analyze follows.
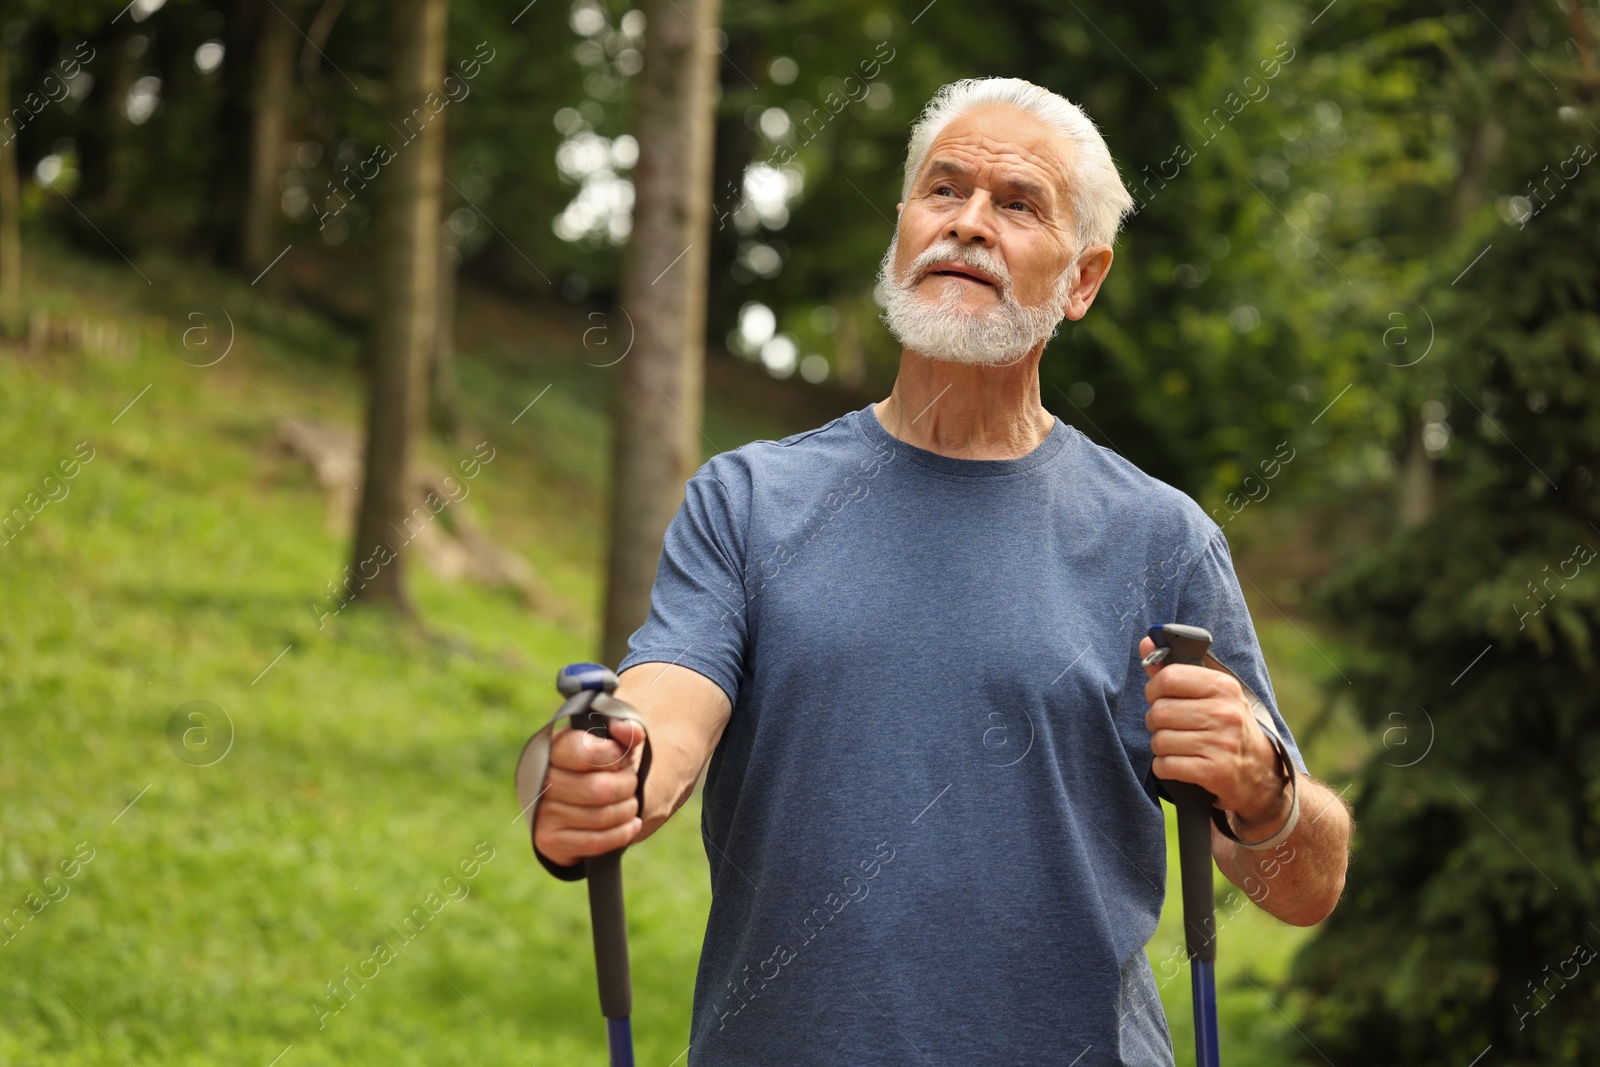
[897,104,1077,310]
[878,103,1113,365]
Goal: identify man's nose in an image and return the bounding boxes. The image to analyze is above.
[946,190,999,245]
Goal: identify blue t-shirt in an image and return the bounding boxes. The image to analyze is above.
[619,403,1307,1066]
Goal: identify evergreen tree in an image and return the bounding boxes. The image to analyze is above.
[1292,20,1600,1063]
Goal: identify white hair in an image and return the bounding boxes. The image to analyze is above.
[899,77,1134,251]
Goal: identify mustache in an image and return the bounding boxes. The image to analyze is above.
[904,239,1013,299]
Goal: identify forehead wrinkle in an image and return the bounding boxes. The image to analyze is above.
[919,159,1061,220]
[917,132,1067,212]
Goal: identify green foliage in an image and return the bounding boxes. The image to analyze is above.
[2,0,1427,498]
[1291,25,1600,1064]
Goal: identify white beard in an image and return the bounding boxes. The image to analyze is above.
[876,233,1074,366]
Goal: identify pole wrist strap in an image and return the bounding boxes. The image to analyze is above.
[514,690,652,881]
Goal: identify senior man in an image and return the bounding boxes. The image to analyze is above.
[534,77,1352,1065]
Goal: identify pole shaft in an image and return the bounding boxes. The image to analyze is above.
[1191,959,1221,1067]
[606,1016,636,1067]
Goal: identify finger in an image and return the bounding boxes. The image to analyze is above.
[538,795,639,832]
[1144,696,1225,734]
[1149,727,1214,759]
[1144,662,1230,704]
[602,717,648,770]
[1150,754,1222,796]
[547,726,612,770]
[1139,636,1158,680]
[544,765,638,806]
[549,726,628,772]
[536,818,643,866]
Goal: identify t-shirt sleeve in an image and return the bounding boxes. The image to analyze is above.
[1175,529,1309,774]
[616,462,748,707]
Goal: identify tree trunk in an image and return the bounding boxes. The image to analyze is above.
[241,0,297,273]
[0,46,22,329]
[600,0,722,667]
[429,161,462,439]
[347,0,450,613]
[704,27,757,332]
[101,22,137,214]
[1445,0,1528,231]
[1396,416,1434,528]
[833,294,866,389]
[430,228,463,438]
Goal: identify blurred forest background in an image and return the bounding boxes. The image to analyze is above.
[1,0,1596,1064]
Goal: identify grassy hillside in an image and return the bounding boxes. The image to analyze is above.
[0,240,1356,1065]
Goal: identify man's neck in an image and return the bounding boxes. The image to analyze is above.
[873,347,1054,460]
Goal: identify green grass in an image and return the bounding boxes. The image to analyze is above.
[1,242,710,1066]
[0,240,1358,1065]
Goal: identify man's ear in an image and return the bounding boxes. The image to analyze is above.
[896,201,903,215]
[1064,246,1114,321]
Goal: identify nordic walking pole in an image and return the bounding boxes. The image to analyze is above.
[516,662,649,1067]
[1145,623,1222,1067]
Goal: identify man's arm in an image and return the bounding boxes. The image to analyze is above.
[617,662,732,840]
[1212,771,1352,927]
[532,662,731,867]
[1139,636,1351,927]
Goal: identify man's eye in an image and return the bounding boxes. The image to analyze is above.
[1005,200,1031,212]
[933,186,958,197]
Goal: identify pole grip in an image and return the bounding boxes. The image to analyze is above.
[584,850,633,1019]
[570,701,634,1020]
[1149,624,1219,964]
[1168,780,1218,963]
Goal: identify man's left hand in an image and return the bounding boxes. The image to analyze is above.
[1138,636,1289,828]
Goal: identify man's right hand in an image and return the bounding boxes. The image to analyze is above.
[532,717,647,868]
